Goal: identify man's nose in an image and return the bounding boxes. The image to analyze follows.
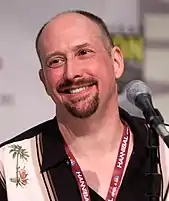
[64,59,83,80]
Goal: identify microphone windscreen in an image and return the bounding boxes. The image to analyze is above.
[125,80,152,105]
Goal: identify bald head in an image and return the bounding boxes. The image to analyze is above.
[36,10,114,60]
[36,10,124,119]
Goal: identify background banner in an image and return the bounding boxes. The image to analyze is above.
[111,31,144,93]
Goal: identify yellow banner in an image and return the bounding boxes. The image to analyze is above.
[111,35,144,62]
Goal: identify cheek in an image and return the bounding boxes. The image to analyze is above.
[93,56,116,93]
[43,69,65,103]
[44,69,63,89]
[93,55,114,80]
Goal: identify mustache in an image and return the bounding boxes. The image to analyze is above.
[57,77,98,91]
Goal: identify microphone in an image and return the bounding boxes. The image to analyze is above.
[125,80,169,148]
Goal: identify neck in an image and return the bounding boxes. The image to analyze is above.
[56,100,124,157]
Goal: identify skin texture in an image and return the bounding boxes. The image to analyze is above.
[37,12,128,199]
[38,12,124,120]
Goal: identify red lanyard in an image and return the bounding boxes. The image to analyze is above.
[64,122,130,201]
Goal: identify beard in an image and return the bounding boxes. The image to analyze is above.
[57,77,99,118]
[63,92,99,118]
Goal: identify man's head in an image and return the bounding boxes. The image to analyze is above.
[36,10,124,118]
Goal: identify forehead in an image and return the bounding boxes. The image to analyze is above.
[38,13,103,55]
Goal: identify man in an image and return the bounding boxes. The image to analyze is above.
[0,10,165,201]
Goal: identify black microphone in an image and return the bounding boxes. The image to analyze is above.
[125,80,169,148]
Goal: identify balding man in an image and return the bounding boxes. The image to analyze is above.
[0,10,165,201]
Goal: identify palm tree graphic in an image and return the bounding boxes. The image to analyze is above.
[9,144,29,187]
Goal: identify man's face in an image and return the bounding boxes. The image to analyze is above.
[38,13,124,118]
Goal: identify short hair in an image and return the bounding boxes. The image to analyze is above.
[35,10,114,59]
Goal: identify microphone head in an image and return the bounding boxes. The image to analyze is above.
[125,80,152,105]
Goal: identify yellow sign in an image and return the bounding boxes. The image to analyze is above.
[111,35,144,62]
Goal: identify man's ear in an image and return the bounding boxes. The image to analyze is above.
[39,69,51,95]
[111,46,124,79]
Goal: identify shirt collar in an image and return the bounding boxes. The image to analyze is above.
[40,108,147,172]
[40,117,68,172]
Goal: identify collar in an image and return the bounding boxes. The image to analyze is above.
[40,117,68,172]
[40,108,147,172]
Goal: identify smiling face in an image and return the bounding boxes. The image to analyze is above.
[37,13,124,118]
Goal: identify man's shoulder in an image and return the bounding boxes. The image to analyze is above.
[0,118,55,149]
[119,107,146,125]
[120,108,169,140]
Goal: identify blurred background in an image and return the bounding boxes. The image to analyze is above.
[0,0,169,198]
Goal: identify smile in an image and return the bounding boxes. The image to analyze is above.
[58,82,97,95]
[69,86,88,94]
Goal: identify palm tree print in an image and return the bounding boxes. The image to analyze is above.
[9,144,29,187]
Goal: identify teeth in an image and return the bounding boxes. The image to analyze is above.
[69,87,87,94]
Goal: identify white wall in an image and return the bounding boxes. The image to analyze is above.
[0,0,139,142]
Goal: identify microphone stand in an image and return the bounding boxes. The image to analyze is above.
[145,109,163,201]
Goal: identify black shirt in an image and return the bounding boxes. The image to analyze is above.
[0,108,153,201]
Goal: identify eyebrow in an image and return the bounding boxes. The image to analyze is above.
[45,42,92,61]
[71,42,92,51]
[45,51,65,62]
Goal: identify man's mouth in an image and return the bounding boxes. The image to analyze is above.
[58,82,97,94]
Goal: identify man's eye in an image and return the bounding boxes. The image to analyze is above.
[77,49,93,56]
[47,58,65,68]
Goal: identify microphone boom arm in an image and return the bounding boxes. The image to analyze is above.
[135,94,169,148]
